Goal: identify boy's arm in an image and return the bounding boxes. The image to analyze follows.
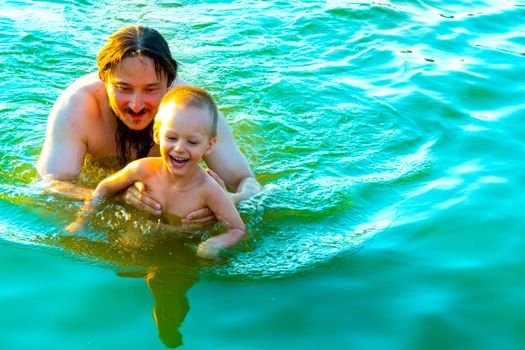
[183,112,261,225]
[93,160,144,198]
[66,161,143,232]
[173,78,260,204]
[196,182,247,259]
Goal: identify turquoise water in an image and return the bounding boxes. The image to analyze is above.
[1,0,525,348]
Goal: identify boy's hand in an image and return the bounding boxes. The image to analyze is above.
[121,181,162,215]
[197,239,223,260]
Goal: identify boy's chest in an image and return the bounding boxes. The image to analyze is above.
[144,179,205,219]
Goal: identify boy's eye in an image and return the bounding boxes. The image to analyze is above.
[146,88,159,93]
[188,140,199,145]
[167,136,177,141]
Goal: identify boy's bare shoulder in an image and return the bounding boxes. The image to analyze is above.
[126,157,163,175]
[199,168,228,198]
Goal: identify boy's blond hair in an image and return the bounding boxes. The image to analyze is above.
[153,86,218,143]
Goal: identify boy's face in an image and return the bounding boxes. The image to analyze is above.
[157,104,216,175]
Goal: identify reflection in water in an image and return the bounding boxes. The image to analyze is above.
[145,268,198,348]
[47,228,204,348]
[119,267,198,348]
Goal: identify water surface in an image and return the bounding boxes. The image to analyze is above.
[1,0,525,349]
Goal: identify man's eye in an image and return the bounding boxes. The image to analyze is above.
[146,88,159,93]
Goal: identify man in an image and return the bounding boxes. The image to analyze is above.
[36,25,260,223]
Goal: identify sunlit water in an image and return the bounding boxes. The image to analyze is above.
[1,0,525,349]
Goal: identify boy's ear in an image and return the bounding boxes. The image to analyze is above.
[153,128,160,145]
[204,137,217,155]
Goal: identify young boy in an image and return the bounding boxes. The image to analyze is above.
[66,86,246,259]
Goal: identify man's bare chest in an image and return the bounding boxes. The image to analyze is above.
[85,123,160,159]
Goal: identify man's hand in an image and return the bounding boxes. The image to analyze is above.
[38,177,93,201]
[121,182,162,215]
[205,168,238,203]
[206,168,261,204]
[206,168,227,190]
[180,207,216,225]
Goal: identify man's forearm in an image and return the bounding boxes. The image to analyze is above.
[39,178,93,201]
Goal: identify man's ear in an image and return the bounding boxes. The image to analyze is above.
[205,137,217,155]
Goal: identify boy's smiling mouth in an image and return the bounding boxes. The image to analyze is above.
[169,154,189,167]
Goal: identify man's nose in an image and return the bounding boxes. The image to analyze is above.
[129,92,144,112]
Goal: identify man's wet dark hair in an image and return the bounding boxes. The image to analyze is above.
[114,118,154,167]
[97,25,178,166]
[98,25,178,86]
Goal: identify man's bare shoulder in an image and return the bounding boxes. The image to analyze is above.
[60,73,103,98]
[52,73,106,121]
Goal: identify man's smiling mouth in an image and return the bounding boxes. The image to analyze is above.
[127,108,148,118]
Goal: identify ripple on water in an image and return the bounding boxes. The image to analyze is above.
[207,139,434,279]
[0,0,469,280]
[0,125,435,280]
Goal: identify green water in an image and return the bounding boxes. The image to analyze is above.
[1,0,525,349]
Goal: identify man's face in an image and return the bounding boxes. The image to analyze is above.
[105,56,168,131]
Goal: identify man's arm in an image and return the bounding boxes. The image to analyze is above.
[203,111,261,203]
[172,78,260,201]
[181,111,260,224]
[36,81,95,199]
